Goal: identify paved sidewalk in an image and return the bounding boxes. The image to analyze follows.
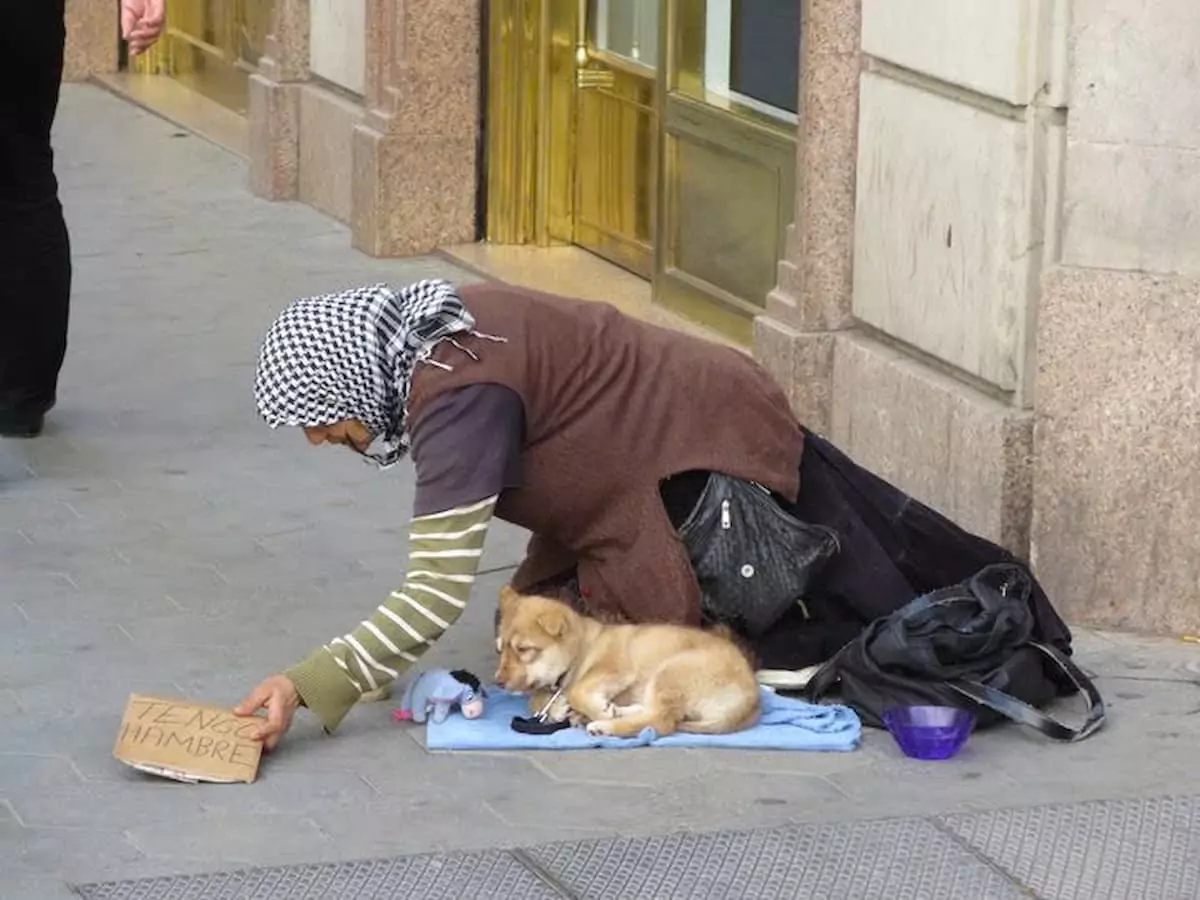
[71,793,1200,899]
[3,86,1200,898]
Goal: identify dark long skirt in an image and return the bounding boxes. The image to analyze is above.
[752,428,1072,671]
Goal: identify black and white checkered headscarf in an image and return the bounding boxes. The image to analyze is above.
[254,279,502,468]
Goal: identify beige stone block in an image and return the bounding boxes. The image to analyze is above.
[861,0,1052,105]
[1042,121,1066,269]
[351,125,477,258]
[1044,0,1071,109]
[309,0,366,94]
[248,76,300,202]
[831,333,1033,554]
[1061,140,1200,277]
[853,72,1042,392]
[752,317,836,435]
[1069,0,1200,147]
[297,86,365,225]
[64,0,117,82]
[1032,266,1200,633]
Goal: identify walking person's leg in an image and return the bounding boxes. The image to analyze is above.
[0,1,71,438]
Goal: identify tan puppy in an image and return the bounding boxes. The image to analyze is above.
[493,586,760,738]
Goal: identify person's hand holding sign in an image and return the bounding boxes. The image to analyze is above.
[235,674,302,751]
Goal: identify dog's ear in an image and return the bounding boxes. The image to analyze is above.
[498,585,521,621]
[536,606,570,638]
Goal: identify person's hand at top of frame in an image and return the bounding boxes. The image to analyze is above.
[121,0,167,57]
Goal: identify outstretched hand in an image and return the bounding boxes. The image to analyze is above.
[121,0,167,57]
[235,674,302,751]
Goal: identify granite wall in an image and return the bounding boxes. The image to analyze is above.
[64,0,118,82]
[1030,0,1200,632]
[755,0,1064,556]
[756,0,1200,630]
[249,0,480,256]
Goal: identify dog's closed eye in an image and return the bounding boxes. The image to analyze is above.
[516,645,540,662]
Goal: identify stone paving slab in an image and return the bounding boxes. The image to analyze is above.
[525,818,1027,900]
[70,793,1200,899]
[73,852,568,900]
[4,85,1200,894]
[939,794,1200,900]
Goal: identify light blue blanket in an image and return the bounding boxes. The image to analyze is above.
[423,686,861,752]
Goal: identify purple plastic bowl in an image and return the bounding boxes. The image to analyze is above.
[882,706,976,760]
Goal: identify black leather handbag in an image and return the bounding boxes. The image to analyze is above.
[677,471,841,638]
[804,563,1106,741]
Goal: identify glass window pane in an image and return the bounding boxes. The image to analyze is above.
[729,0,799,113]
[676,0,800,122]
[593,0,659,68]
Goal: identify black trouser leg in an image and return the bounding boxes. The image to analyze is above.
[0,1,70,425]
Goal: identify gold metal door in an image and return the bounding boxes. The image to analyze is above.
[130,0,273,116]
[484,0,657,279]
[485,0,799,345]
[571,0,659,278]
[655,0,799,344]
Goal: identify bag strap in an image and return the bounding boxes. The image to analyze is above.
[947,642,1106,742]
[802,654,841,702]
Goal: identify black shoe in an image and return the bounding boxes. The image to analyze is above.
[0,410,45,438]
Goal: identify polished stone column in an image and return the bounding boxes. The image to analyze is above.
[248,0,310,200]
[1031,0,1200,632]
[753,0,862,434]
[349,0,481,257]
[65,0,119,82]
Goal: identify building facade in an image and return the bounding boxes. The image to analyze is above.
[66,0,1200,634]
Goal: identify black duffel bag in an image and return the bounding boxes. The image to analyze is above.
[804,562,1106,741]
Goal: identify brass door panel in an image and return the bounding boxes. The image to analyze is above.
[655,94,796,344]
[485,0,544,245]
[571,0,659,278]
[486,1,658,278]
[573,65,656,279]
[485,0,799,345]
[130,0,272,116]
[485,0,579,248]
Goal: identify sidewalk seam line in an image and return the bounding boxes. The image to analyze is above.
[509,848,582,899]
[926,815,1046,899]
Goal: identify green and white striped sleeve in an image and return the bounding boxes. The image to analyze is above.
[285,495,497,732]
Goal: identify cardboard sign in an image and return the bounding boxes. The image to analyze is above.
[113,694,263,784]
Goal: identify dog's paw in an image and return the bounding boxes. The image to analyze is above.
[568,709,589,727]
[594,701,624,720]
[586,719,616,736]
